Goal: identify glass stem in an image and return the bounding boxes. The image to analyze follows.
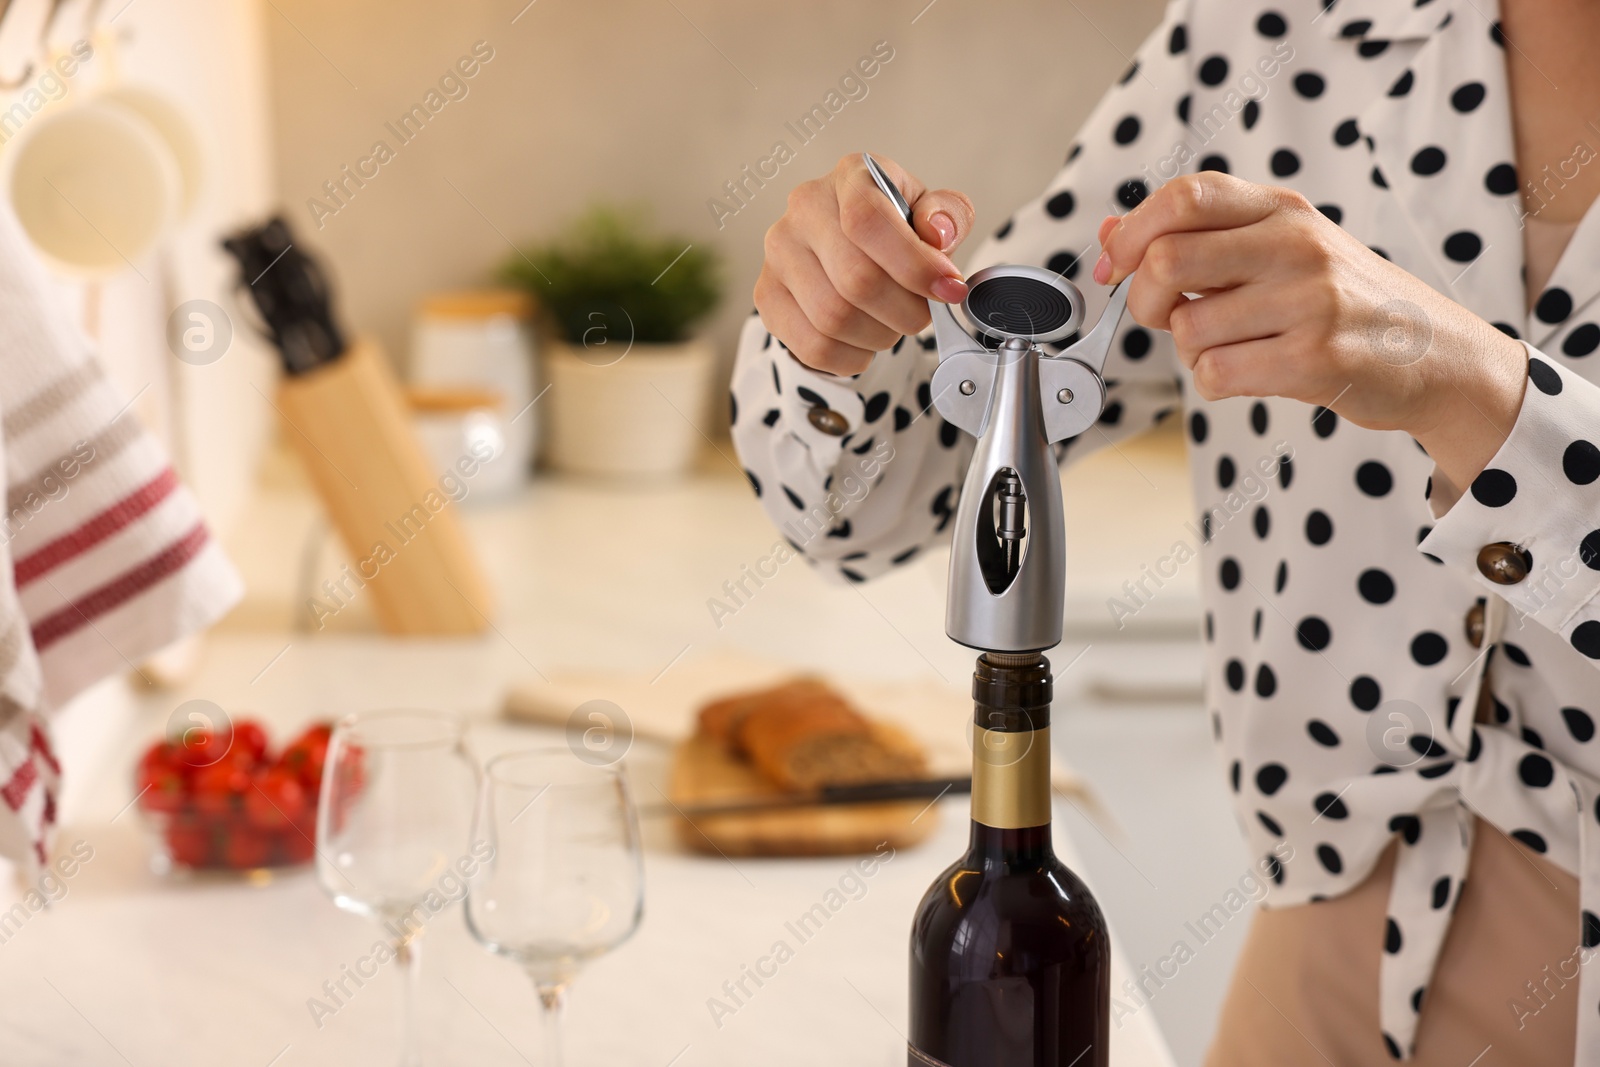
[395,930,423,1067]
[537,983,566,1067]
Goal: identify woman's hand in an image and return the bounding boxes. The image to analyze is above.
[755,153,975,376]
[1094,172,1528,492]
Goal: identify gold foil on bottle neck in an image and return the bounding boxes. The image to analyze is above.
[970,724,1052,829]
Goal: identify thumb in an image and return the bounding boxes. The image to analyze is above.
[911,188,976,255]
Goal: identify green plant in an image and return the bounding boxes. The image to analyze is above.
[503,205,722,346]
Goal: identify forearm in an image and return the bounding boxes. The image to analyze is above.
[1409,318,1529,495]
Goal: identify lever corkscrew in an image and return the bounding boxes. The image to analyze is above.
[861,153,1135,653]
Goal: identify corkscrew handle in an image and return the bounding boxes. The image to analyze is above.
[863,153,913,226]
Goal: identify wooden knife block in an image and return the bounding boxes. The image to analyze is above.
[275,339,493,635]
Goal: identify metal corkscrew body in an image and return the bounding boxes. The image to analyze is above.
[862,154,1136,654]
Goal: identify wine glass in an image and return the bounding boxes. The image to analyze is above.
[316,710,477,1067]
[465,748,644,1067]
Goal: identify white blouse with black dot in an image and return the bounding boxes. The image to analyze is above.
[729,0,1600,1060]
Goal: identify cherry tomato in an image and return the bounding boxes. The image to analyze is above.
[245,768,306,830]
[218,743,261,777]
[278,827,315,865]
[230,720,269,766]
[223,828,271,869]
[137,739,175,772]
[136,767,186,814]
[277,743,309,780]
[138,740,182,781]
[297,722,333,750]
[281,723,332,789]
[165,820,214,868]
[291,802,319,838]
[192,760,250,817]
[135,743,187,814]
[174,726,232,770]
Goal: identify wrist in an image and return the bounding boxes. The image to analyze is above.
[1412,327,1528,492]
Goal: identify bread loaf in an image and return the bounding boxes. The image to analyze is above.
[696,677,925,791]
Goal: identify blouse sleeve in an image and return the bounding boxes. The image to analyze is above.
[1418,346,1600,663]
[729,0,1196,584]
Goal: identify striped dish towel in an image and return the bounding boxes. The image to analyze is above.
[0,204,243,869]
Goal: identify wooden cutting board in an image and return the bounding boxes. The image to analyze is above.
[503,650,1108,855]
[666,730,943,858]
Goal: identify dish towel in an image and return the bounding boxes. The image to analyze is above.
[0,203,243,870]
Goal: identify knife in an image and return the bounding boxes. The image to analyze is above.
[643,776,971,819]
[220,216,349,375]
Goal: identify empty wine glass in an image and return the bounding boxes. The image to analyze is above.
[465,748,644,1067]
[316,710,477,1067]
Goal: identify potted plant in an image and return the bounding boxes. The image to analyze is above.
[503,205,722,480]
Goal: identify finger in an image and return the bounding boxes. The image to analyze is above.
[911,187,976,254]
[811,223,932,337]
[1127,284,1192,344]
[836,151,931,228]
[1101,173,1283,286]
[1097,214,1119,247]
[834,164,969,304]
[836,150,928,204]
[1125,227,1277,330]
[1167,283,1297,368]
[780,240,902,353]
[754,272,875,376]
[1189,336,1301,402]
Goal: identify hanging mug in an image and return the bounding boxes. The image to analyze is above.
[3,95,180,275]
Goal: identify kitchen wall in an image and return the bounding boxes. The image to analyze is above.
[263,0,1170,406]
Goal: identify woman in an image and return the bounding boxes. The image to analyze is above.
[729,0,1600,1063]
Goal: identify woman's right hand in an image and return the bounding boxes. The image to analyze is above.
[754,153,975,376]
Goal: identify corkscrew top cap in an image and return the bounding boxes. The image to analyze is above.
[962,265,1085,346]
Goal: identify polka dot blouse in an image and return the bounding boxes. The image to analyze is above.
[729,0,1600,1061]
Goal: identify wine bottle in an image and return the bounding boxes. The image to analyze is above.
[908,652,1110,1067]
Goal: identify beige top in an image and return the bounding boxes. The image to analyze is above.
[1525,212,1582,312]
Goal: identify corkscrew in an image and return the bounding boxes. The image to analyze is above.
[862,154,1135,654]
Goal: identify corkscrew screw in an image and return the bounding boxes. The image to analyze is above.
[862,154,1135,654]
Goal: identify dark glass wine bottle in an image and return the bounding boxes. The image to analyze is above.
[908,652,1110,1067]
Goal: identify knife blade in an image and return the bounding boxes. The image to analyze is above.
[643,776,971,819]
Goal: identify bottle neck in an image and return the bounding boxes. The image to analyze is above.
[967,652,1054,867]
[968,822,1054,867]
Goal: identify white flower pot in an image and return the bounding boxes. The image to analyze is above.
[542,338,716,479]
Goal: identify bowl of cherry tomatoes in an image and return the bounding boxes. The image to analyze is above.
[134,718,333,873]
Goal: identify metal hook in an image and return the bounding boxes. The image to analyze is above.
[0,0,102,89]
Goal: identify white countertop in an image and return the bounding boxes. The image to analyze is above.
[0,451,1194,1067]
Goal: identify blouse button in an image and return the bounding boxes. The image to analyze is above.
[1476,542,1529,585]
[807,406,850,436]
[1464,602,1485,649]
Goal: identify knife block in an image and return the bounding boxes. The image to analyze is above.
[275,338,493,634]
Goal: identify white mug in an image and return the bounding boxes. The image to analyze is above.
[4,95,180,275]
[95,86,203,220]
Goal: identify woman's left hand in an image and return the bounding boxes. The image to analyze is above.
[1093,172,1528,492]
